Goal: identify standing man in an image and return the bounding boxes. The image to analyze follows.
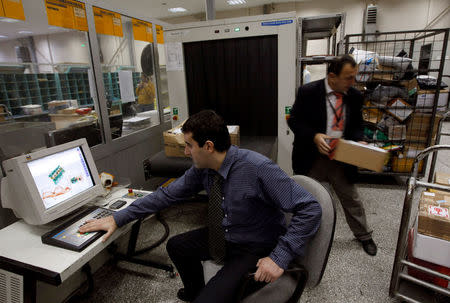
[80,110,321,303]
[288,55,377,256]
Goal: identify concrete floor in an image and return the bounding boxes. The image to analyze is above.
[69,121,450,303]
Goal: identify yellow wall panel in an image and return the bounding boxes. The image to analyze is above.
[94,6,123,37]
[132,18,153,43]
[156,25,164,44]
[45,0,88,32]
[3,0,25,20]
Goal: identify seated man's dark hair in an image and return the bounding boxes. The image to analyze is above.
[182,110,231,152]
[327,54,357,76]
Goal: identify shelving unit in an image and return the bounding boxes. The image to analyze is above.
[103,72,121,101]
[297,13,345,87]
[341,29,449,176]
[0,72,94,116]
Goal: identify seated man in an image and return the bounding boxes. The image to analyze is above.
[79,110,322,303]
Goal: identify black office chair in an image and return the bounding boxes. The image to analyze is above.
[202,175,336,302]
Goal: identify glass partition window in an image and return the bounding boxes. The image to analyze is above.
[0,0,102,154]
[94,8,160,138]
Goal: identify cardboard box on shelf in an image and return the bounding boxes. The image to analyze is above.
[429,171,450,195]
[49,114,83,129]
[405,113,441,143]
[386,98,413,122]
[330,139,388,172]
[362,100,382,124]
[416,90,449,113]
[391,156,423,173]
[228,125,240,146]
[48,100,78,114]
[163,123,186,157]
[435,171,450,186]
[399,78,418,95]
[163,124,241,158]
[417,191,450,241]
[388,125,406,140]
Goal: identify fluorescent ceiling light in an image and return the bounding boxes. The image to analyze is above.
[18,30,33,34]
[227,0,246,5]
[0,35,8,38]
[0,17,21,23]
[168,7,187,13]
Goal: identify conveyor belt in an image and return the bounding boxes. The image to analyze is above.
[148,136,277,178]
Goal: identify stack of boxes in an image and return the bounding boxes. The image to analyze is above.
[409,172,450,287]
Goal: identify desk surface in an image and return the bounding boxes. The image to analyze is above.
[0,188,148,284]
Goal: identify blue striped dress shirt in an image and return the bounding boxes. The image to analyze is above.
[113,145,322,269]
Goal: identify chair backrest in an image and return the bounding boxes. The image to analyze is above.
[290,175,336,288]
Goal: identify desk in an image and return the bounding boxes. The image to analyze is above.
[0,188,144,303]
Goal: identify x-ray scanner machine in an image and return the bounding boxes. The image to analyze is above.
[164,12,297,174]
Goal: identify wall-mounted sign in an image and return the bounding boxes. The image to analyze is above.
[156,25,164,44]
[45,0,88,32]
[132,18,153,43]
[1,0,25,20]
[93,6,123,37]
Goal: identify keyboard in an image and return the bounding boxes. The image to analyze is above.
[41,207,115,252]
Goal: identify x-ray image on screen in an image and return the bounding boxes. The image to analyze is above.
[27,147,94,209]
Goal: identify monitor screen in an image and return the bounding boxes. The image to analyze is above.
[26,146,95,209]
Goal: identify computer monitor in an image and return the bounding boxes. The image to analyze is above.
[1,138,105,225]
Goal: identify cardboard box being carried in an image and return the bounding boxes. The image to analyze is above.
[417,191,450,241]
[330,139,388,172]
[163,124,240,158]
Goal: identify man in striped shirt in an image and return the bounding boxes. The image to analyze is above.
[80,110,321,303]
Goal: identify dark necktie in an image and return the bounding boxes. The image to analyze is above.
[208,173,226,264]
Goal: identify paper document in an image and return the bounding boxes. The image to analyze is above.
[118,71,136,103]
[165,42,184,71]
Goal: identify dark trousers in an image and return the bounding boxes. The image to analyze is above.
[308,156,373,241]
[166,227,272,303]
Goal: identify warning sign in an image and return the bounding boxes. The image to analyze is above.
[132,18,153,43]
[45,0,88,32]
[93,6,123,37]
